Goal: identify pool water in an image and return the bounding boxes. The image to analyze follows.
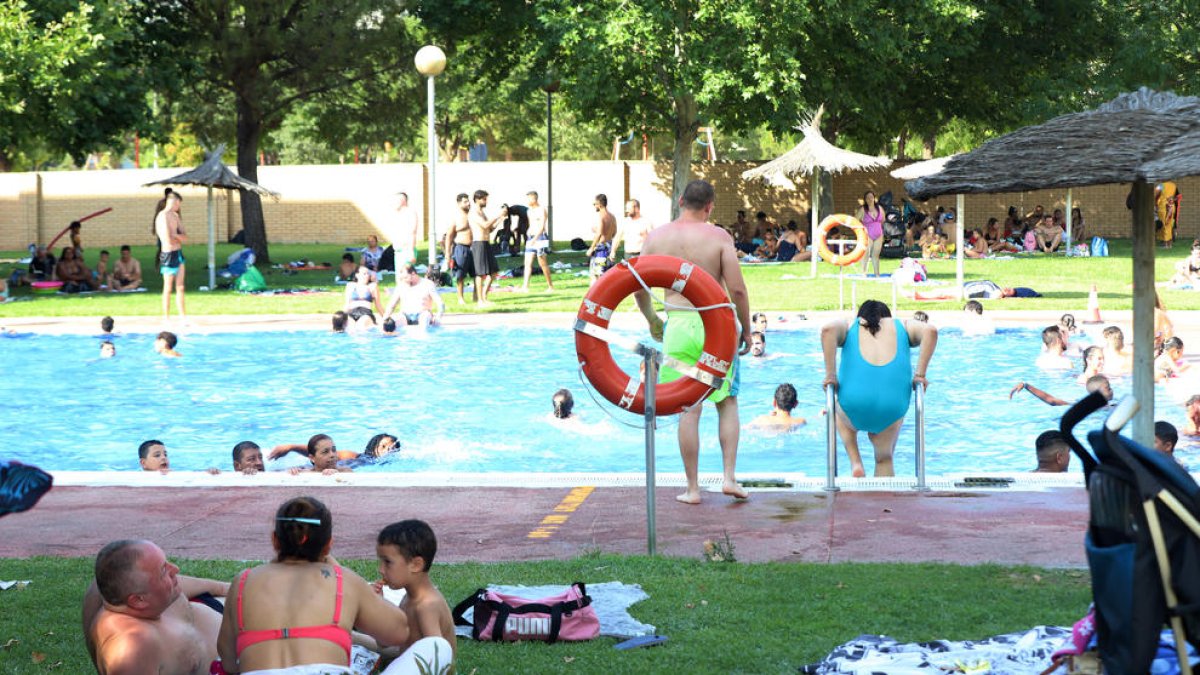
[2,324,1194,475]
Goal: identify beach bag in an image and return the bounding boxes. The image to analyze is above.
[1091,237,1108,257]
[234,265,266,292]
[452,582,600,643]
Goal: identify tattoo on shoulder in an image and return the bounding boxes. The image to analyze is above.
[321,567,331,579]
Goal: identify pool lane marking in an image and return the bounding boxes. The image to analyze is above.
[527,486,595,539]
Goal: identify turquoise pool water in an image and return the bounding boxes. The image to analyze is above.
[1,324,1193,475]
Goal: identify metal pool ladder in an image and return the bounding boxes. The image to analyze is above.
[824,382,928,491]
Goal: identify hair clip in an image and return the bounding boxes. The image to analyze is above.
[277,516,322,525]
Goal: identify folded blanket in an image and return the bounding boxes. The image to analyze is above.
[801,626,1071,674]
[453,582,654,639]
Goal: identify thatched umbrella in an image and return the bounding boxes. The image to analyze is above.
[907,87,1200,444]
[742,106,892,278]
[144,144,279,290]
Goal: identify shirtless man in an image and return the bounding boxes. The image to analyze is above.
[612,198,652,260]
[383,264,445,328]
[394,192,420,269]
[635,179,751,504]
[1185,396,1200,435]
[83,539,229,674]
[586,194,618,286]
[1035,325,1073,370]
[467,189,507,305]
[520,191,554,292]
[111,245,143,291]
[750,383,807,429]
[155,191,187,319]
[442,193,474,304]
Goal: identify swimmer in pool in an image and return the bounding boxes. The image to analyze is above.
[1078,345,1105,385]
[286,434,353,475]
[1183,395,1200,436]
[960,300,995,336]
[1154,421,1178,457]
[1011,374,1113,406]
[552,389,574,419]
[138,439,170,473]
[331,310,348,333]
[232,441,265,475]
[1035,326,1072,370]
[1155,336,1188,382]
[752,312,768,333]
[100,341,116,358]
[750,383,806,430]
[1100,325,1133,376]
[750,331,766,357]
[1033,431,1071,473]
[154,331,181,358]
[822,299,938,477]
[271,433,398,467]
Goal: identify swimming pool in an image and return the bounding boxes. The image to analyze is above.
[1,323,1194,475]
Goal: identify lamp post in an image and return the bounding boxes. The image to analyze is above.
[542,79,560,241]
[415,45,447,269]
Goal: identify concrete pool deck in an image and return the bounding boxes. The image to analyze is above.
[2,310,1195,568]
[6,482,1091,566]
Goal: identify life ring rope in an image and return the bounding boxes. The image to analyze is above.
[621,259,736,315]
[574,256,738,416]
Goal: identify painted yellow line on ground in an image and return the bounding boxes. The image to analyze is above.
[526,486,595,539]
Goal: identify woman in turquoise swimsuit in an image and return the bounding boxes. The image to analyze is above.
[821,300,938,477]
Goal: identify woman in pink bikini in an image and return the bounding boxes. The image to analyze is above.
[217,496,451,674]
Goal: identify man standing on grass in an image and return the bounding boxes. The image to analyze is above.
[586,194,617,286]
[635,179,752,504]
[467,189,507,306]
[155,191,186,320]
[520,191,554,292]
[443,193,474,305]
[394,191,420,269]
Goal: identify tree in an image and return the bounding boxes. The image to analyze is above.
[541,0,808,216]
[0,1,171,171]
[169,0,417,263]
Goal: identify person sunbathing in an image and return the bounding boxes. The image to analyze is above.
[917,224,947,259]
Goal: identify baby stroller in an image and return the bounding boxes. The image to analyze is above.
[877,191,907,259]
[1060,392,1200,674]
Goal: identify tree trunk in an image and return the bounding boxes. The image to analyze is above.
[235,95,270,264]
[922,129,937,159]
[670,94,699,220]
[896,128,908,159]
[0,148,11,172]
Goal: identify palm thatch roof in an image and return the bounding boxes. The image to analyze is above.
[143,144,279,197]
[906,88,1200,200]
[742,106,892,185]
[889,154,960,181]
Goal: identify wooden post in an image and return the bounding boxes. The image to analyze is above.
[955,193,965,299]
[1131,179,1155,446]
[810,169,820,279]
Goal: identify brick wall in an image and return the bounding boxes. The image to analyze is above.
[1,161,1194,251]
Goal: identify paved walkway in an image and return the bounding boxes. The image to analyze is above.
[5,484,1090,566]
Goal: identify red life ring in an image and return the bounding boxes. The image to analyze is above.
[815,214,868,266]
[575,255,737,416]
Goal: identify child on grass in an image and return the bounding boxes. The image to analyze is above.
[374,519,457,670]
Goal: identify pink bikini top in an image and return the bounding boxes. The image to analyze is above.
[235,566,352,661]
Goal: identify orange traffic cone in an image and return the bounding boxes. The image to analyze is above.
[1083,284,1103,324]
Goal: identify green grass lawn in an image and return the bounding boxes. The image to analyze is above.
[2,239,1198,318]
[0,554,1090,674]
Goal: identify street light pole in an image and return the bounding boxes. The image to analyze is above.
[543,80,560,242]
[415,46,447,270]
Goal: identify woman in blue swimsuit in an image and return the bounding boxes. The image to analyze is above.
[821,300,938,477]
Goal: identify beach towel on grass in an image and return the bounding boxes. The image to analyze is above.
[801,626,1071,674]
[453,582,654,640]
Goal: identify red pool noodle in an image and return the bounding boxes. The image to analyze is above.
[45,207,113,250]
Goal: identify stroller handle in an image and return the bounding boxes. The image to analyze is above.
[1105,396,1140,433]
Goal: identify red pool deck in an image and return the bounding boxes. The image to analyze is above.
[2,485,1090,566]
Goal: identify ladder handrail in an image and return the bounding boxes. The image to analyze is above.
[824,380,929,490]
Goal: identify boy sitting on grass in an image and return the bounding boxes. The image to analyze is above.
[370,519,457,670]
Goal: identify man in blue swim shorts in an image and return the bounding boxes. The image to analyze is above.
[821,299,938,477]
[635,179,752,505]
[442,193,474,304]
[154,191,187,320]
[586,194,617,286]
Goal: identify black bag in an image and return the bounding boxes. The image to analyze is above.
[570,237,588,251]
